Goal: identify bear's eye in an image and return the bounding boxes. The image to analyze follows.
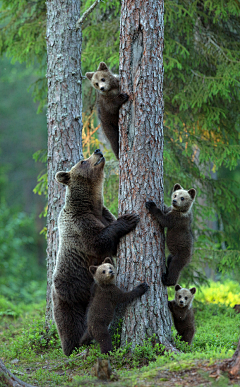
[179,295,182,299]
[181,197,184,201]
[102,270,105,274]
[185,297,188,300]
[95,83,98,87]
[101,78,105,82]
[174,195,176,198]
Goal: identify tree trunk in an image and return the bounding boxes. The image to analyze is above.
[45,0,83,326]
[117,0,173,349]
[0,360,34,387]
[219,337,240,377]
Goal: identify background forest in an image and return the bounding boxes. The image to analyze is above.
[1,1,240,386]
[0,0,240,303]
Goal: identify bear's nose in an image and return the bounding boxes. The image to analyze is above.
[100,87,105,91]
[180,300,184,304]
[94,149,103,157]
[173,200,177,204]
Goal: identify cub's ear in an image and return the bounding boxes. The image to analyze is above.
[173,183,183,192]
[55,171,70,185]
[85,72,94,80]
[89,266,97,276]
[190,287,196,295]
[175,284,182,291]
[103,257,114,265]
[97,62,108,71]
[188,188,196,200]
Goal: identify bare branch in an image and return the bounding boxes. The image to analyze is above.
[76,0,102,31]
[0,359,35,387]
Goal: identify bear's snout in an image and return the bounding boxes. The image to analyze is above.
[94,149,103,156]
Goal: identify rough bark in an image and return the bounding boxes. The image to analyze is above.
[0,360,34,387]
[117,0,173,349]
[45,0,83,325]
[219,337,240,377]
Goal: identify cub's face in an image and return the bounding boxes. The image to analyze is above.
[55,150,105,187]
[175,284,196,308]
[86,62,119,95]
[171,183,196,213]
[90,258,116,286]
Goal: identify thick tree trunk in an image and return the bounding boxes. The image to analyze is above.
[117,0,173,349]
[45,0,83,326]
[0,360,34,387]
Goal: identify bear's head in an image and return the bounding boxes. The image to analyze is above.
[89,257,116,286]
[86,62,119,95]
[171,183,196,214]
[55,149,105,204]
[175,284,196,309]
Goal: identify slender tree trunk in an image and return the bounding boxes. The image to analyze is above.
[117,0,173,349]
[45,0,83,326]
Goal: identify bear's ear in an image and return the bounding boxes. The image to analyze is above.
[190,287,196,295]
[55,171,70,185]
[85,72,94,80]
[188,188,196,200]
[175,284,182,291]
[97,62,108,71]
[173,183,182,192]
[89,266,97,276]
[103,257,114,265]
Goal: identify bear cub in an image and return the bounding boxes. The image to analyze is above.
[146,183,196,286]
[80,257,149,354]
[168,284,196,345]
[86,62,128,160]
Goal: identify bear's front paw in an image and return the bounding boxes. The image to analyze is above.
[137,282,150,295]
[118,213,140,229]
[119,93,129,103]
[145,201,156,211]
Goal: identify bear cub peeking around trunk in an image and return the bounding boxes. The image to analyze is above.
[52,150,140,356]
[80,257,149,354]
[86,62,128,160]
[146,183,196,286]
[168,284,196,345]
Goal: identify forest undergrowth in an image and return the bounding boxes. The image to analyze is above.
[0,280,240,386]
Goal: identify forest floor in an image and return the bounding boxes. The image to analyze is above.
[1,281,240,386]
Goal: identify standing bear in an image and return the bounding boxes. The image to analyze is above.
[86,62,128,160]
[52,149,139,356]
[168,284,196,345]
[146,183,196,286]
[80,257,149,354]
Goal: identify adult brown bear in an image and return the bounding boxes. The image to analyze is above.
[52,149,139,355]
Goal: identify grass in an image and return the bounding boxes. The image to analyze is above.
[0,280,240,386]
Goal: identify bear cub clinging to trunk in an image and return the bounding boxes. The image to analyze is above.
[168,284,196,345]
[86,62,128,160]
[80,257,149,354]
[146,183,196,286]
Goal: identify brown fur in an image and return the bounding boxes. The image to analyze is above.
[52,149,140,356]
[91,358,117,381]
[168,284,196,345]
[86,62,128,160]
[146,183,196,286]
[80,257,149,354]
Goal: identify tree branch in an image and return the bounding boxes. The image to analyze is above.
[76,0,102,31]
[0,359,35,387]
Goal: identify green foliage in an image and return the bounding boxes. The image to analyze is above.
[0,199,46,302]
